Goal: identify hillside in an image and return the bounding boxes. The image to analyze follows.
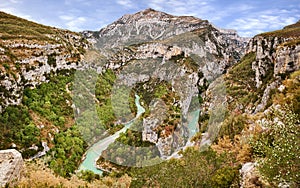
[0,11,88,111]
[0,9,299,188]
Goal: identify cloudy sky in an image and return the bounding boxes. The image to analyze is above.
[0,0,299,37]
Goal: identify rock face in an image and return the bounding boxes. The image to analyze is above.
[244,24,300,113]
[275,44,300,75]
[247,36,300,89]
[83,8,209,49]
[0,149,23,187]
[84,8,248,59]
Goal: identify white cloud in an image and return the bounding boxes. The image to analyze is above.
[146,0,214,18]
[8,0,21,4]
[116,0,136,9]
[59,15,74,21]
[58,14,88,31]
[65,17,87,31]
[227,13,298,37]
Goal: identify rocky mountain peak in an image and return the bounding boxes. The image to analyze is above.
[87,9,212,50]
[117,8,203,24]
[119,8,173,23]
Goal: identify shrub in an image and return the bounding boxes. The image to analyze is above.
[210,167,239,188]
[218,114,246,141]
[129,147,240,188]
[3,63,10,70]
[78,170,99,182]
[251,106,300,186]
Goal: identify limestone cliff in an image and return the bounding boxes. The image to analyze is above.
[245,22,300,113]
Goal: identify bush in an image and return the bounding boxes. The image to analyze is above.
[251,106,300,186]
[218,114,246,141]
[78,170,99,182]
[210,167,239,188]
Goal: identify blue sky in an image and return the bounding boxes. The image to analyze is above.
[0,0,299,37]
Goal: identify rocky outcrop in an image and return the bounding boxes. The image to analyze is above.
[239,162,266,188]
[83,8,248,58]
[0,149,23,187]
[247,35,300,89]
[245,28,300,112]
[275,44,300,75]
[0,31,88,112]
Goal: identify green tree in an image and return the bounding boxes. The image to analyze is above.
[49,126,87,177]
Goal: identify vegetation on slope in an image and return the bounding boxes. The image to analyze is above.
[219,61,300,187]
[0,11,58,40]
[249,71,300,186]
[225,52,259,111]
[251,105,300,187]
[19,160,131,188]
[259,20,300,38]
[129,147,240,188]
[23,70,74,128]
[75,69,136,144]
[0,105,41,157]
[48,126,87,177]
[273,70,300,114]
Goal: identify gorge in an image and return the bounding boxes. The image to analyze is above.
[0,8,299,188]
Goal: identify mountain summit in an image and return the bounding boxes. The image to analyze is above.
[112,8,203,25]
[84,8,211,49]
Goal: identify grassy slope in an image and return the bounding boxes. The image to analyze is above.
[0,11,75,40]
[258,20,300,38]
[258,19,300,46]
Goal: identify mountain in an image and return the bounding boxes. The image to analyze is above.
[0,9,299,188]
[83,8,248,54]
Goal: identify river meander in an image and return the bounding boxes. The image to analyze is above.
[78,94,145,174]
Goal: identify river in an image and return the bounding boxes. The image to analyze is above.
[78,95,200,174]
[78,94,145,174]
